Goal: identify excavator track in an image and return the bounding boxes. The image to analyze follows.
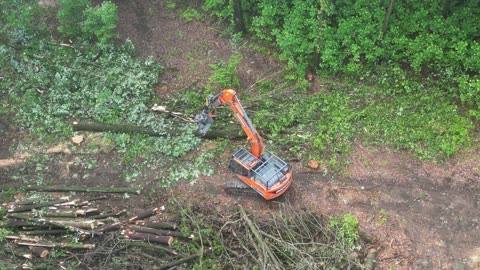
[224,179,259,197]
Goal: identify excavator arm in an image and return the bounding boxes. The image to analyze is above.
[195,89,264,157]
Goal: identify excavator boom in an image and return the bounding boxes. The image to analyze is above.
[195,89,292,200]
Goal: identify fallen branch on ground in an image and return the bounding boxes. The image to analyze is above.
[121,230,173,246]
[24,185,142,194]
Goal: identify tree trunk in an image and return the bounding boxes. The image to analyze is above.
[442,0,452,17]
[382,0,395,38]
[233,0,247,34]
[72,120,244,139]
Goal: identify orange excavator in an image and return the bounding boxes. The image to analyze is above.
[194,89,292,200]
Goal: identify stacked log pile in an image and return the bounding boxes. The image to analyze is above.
[0,190,203,269]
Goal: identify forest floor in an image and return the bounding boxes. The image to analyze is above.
[1,0,480,269]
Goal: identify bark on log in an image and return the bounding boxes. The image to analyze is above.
[72,120,244,139]
[89,209,127,219]
[46,219,103,230]
[24,185,142,194]
[7,214,91,235]
[16,241,95,249]
[135,221,177,230]
[128,207,162,223]
[42,212,78,218]
[121,230,173,246]
[2,218,60,229]
[29,246,49,258]
[9,198,70,213]
[88,207,163,238]
[6,235,40,242]
[94,221,123,234]
[22,230,67,235]
[14,197,71,206]
[42,208,100,218]
[128,225,192,239]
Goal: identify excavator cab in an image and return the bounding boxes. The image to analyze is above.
[195,89,292,200]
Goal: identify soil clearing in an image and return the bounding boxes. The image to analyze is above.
[1,1,480,269]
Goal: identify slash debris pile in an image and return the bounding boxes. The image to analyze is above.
[1,191,374,269]
[173,201,374,270]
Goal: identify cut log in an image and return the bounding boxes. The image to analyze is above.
[29,246,49,258]
[128,207,163,223]
[93,221,123,234]
[9,198,70,213]
[7,214,91,235]
[45,219,103,230]
[6,235,40,242]
[15,197,70,206]
[90,209,127,219]
[2,218,60,229]
[121,230,173,246]
[128,225,192,239]
[135,221,177,230]
[16,241,95,249]
[22,230,67,235]
[84,207,163,239]
[25,185,142,194]
[42,212,78,218]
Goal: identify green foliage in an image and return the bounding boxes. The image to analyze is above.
[203,0,234,29]
[359,90,473,159]
[58,0,118,44]
[329,213,359,250]
[202,0,480,110]
[181,7,203,23]
[320,0,385,75]
[0,228,13,243]
[457,75,480,120]
[254,89,356,165]
[250,0,287,42]
[378,209,387,225]
[0,208,6,220]
[82,1,119,44]
[5,40,162,141]
[166,1,176,10]
[176,204,222,269]
[205,54,241,94]
[275,0,321,77]
[57,0,90,38]
[0,0,46,44]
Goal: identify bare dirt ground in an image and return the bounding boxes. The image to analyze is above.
[1,0,480,269]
